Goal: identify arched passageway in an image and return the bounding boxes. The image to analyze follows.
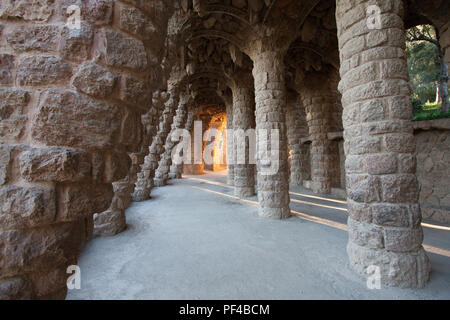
[0,0,450,299]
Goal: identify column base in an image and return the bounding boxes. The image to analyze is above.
[153,178,167,187]
[131,188,150,202]
[234,186,255,198]
[168,172,181,179]
[347,241,431,288]
[93,210,126,237]
[312,181,332,195]
[258,206,291,219]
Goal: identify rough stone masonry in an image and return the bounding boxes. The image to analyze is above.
[0,0,449,299]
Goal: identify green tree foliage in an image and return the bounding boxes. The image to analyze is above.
[406,26,440,104]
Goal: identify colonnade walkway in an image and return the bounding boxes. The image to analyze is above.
[68,172,450,299]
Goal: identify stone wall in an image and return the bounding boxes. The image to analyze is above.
[414,119,450,224]
[0,0,172,299]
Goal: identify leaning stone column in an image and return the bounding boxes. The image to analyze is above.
[285,93,309,187]
[251,50,290,219]
[169,106,196,179]
[232,73,256,197]
[154,92,189,186]
[93,93,165,236]
[133,83,180,201]
[336,0,430,287]
[225,98,235,186]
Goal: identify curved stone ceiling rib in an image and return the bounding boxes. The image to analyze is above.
[205,4,250,25]
[186,29,244,49]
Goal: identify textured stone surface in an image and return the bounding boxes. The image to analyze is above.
[232,74,255,198]
[252,50,290,219]
[59,23,94,61]
[0,185,56,230]
[414,124,450,224]
[32,89,123,149]
[0,54,14,85]
[119,75,152,110]
[0,0,55,22]
[17,56,72,86]
[93,210,126,237]
[72,62,117,98]
[97,29,148,70]
[337,0,430,288]
[19,147,91,183]
[7,25,59,52]
[0,88,30,142]
[0,0,446,300]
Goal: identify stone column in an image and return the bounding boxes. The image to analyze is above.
[285,93,309,187]
[184,112,211,175]
[225,99,235,186]
[295,69,342,194]
[251,50,290,219]
[169,107,196,179]
[154,93,189,186]
[94,93,166,236]
[232,74,256,197]
[336,0,430,287]
[133,83,180,201]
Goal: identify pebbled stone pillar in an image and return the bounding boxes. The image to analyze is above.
[154,92,189,186]
[232,73,256,197]
[251,50,290,219]
[225,99,235,186]
[336,0,430,287]
[285,93,309,187]
[296,70,342,194]
[93,93,166,236]
[133,81,180,201]
[169,106,196,179]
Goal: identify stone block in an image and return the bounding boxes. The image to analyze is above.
[0,146,13,185]
[103,151,131,183]
[0,88,30,141]
[348,217,384,249]
[383,227,423,252]
[57,183,113,221]
[371,203,412,227]
[119,6,158,41]
[7,25,59,52]
[0,54,15,85]
[93,210,126,237]
[0,221,86,278]
[58,23,94,62]
[32,89,123,149]
[380,174,419,203]
[97,29,147,71]
[72,62,117,98]
[84,0,114,25]
[119,75,152,110]
[0,0,55,21]
[19,147,91,182]
[365,153,397,175]
[0,185,56,230]
[346,174,381,203]
[17,56,72,86]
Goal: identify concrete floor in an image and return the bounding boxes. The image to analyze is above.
[67,171,450,300]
